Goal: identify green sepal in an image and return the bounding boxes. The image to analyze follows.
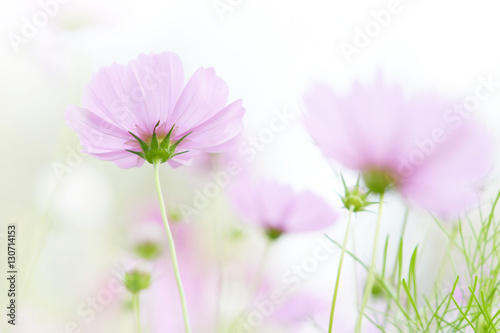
[125,150,146,159]
[170,131,192,151]
[127,123,193,165]
[172,150,190,158]
[150,121,160,151]
[160,124,175,149]
[128,131,150,154]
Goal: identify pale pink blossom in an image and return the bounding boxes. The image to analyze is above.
[228,178,337,236]
[66,52,245,168]
[303,77,494,217]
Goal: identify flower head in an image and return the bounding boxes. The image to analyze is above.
[303,76,493,217]
[66,52,245,168]
[228,178,337,239]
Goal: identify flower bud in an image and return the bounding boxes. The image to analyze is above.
[124,270,152,294]
[134,241,162,261]
[362,169,395,194]
[341,175,374,212]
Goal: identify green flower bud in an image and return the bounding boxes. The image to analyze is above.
[341,175,374,212]
[168,208,183,222]
[362,169,395,194]
[124,270,152,294]
[134,241,162,261]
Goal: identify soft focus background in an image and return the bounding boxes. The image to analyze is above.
[1,0,500,332]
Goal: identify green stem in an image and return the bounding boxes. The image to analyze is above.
[154,162,192,333]
[355,192,385,333]
[133,293,143,333]
[383,207,409,328]
[390,207,409,284]
[328,205,355,333]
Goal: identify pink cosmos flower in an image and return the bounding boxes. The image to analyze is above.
[228,178,337,238]
[66,52,245,168]
[303,77,494,218]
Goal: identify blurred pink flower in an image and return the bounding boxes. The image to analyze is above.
[267,292,329,332]
[66,52,245,168]
[303,77,494,217]
[228,178,337,237]
[270,292,379,333]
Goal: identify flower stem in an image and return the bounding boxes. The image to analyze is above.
[355,192,385,333]
[133,293,143,333]
[154,162,192,333]
[328,205,355,333]
[382,207,409,328]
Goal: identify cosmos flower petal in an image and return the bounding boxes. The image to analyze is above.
[130,52,186,130]
[283,191,338,233]
[66,52,244,169]
[250,180,294,230]
[81,52,185,133]
[303,82,365,169]
[269,292,329,329]
[113,155,145,168]
[303,76,494,217]
[169,67,229,131]
[338,78,409,167]
[166,99,245,165]
[228,178,262,224]
[167,150,197,168]
[180,99,245,152]
[399,121,494,218]
[229,178,337,234]
[65,106,131,154]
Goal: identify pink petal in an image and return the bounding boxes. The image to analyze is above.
[283,191,338,232]
[229,178,337,234]
[399,121,494,218]
[81,52,185,133]
[168,67,229,132]
[303,82,370,169]
[167,150,197,168]
[66,52,245,170]
[303,76,494,217]
[65,106,146,168]
[180,99,245,152]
